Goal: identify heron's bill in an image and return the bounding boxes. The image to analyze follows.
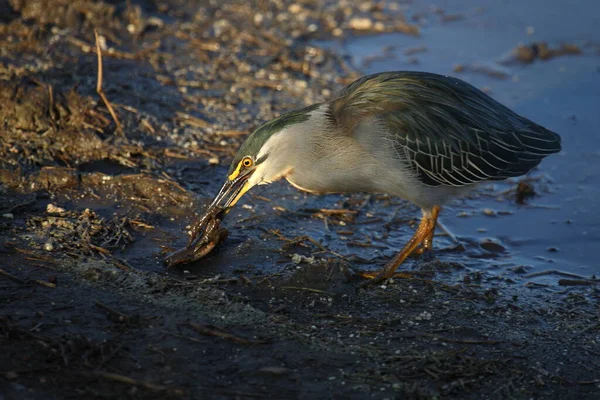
[206,168,253,216]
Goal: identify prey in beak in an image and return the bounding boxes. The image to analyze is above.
[206,166,255,214]
[164,166,255,268]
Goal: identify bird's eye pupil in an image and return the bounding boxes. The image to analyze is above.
[242,158,252,167]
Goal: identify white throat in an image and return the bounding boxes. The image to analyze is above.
[248,105,332,188]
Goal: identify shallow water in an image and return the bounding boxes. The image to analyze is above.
[333,0,600,281]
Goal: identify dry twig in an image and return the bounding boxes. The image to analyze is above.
[94,30,123,134]
[90,371,183,394]
[95,301,131,322]
[280,286,334,295]
[0,269,26,284]
[187,322,265,345]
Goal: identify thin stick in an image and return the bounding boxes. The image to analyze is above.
[436,218,459,243]
[0,270,53,288]
[280,286,334,295]
[317,209,357,215]
[95,301,131,322]
[2,198,36,214]
[90,371,182,393]
[524,269,588,280]
[187,322,263,345]
[0,269,26,284]
[161,330,205,344]
[89,243,111,255]
[94,30,123,134]
[14,248,56,264]
[34,280,56,288]
[578,380,600,385]
[405,331,502,344]
[129,220,155,229]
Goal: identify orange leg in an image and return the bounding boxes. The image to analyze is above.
[360,206,440,285]
[411,216,437,256]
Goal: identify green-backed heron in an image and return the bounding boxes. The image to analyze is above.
[203,71,561,281]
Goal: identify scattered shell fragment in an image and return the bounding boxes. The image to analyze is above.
[482,208,496,217]
[47,204,66,214]
[348,17,373,30]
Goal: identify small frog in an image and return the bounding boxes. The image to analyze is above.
[164,206,228,268]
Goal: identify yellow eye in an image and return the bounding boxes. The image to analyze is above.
[241,157,253,168]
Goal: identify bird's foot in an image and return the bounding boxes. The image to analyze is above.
[356,271,415,280]
[359,206,440,289]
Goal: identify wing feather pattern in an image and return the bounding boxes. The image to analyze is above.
[330,72,561,187]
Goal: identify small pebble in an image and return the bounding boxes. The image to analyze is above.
[509,265,530,274]
[46,203,66,214]
[5,371,18,380]
[288,4,302,14]
[348,17,373,30]
[480,239,506,253]
[44,241,54,252]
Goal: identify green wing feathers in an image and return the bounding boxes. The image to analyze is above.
[331,72,561,187]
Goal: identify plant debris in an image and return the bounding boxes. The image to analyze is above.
[502,41,583,64]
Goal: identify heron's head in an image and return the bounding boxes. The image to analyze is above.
[206,103,324,214]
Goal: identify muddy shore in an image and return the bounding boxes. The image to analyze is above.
[1,0,599,399]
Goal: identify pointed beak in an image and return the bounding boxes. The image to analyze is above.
[206,168,254,216]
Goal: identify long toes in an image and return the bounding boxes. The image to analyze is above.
[357,271,415,280]
[357,271,415,288]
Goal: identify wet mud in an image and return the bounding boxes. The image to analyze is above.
[1,0,599,399]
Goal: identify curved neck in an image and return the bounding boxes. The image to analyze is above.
[250,105,333,186]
